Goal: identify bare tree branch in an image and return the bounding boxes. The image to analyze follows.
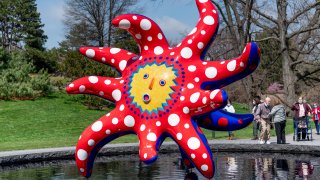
[287,23,320,39]
[288,1,320,25]
[255,36,280,42]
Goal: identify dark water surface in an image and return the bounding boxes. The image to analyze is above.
[0,152,320,179]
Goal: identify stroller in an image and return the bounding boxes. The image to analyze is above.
[293,117,313,141]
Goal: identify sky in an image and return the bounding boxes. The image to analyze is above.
[36,0,200,49]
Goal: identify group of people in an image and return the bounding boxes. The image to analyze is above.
[251,96,320,144]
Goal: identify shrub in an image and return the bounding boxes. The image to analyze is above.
[0,48,52,100]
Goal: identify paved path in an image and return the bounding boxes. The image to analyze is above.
[209,128,320,146]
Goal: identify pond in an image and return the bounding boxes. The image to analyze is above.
[0,152,319,179]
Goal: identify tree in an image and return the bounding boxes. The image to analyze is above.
[64,0,137,47]
[248,0,320,105]
[0,0,47,51]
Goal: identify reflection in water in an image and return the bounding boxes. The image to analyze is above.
[0,153,319,179]
[295,160,314,180]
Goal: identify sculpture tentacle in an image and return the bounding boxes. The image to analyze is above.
[66,76,123,103]
[75,110,135,178]
[79,47,138,73]
[175,0,219,60]
[112,14,169,56]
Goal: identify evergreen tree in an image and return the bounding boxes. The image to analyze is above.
[0,0,47,51]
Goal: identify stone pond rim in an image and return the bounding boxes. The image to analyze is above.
[0,141,320,166]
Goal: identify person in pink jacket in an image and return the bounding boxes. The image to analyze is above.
[311,103,320,135]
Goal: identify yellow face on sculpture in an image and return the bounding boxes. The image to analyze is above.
[129,63,177,113]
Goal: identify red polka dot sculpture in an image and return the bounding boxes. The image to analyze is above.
[66,0,260,179]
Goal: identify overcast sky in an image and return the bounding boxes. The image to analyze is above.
[36,0,200,49]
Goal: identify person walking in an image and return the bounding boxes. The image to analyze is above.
[252,96,261,140]
[291,97,312,140]
[311,103,320,135]
[268,98,286,144]
[223,100,236,140]
[255,97,272,144]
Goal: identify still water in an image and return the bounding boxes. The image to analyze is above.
[0,152,319,180]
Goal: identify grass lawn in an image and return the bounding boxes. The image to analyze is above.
[0,93,294,151]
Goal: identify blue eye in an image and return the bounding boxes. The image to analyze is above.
[159,79,166,86]
[143,74,149,79]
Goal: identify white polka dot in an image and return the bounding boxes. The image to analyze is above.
[77,149,88,161]
[198,42,204,49]
[112,118,119,125]
[210,90,220,99]
[88,139,95,146]
[106,129,111,134]
[110,48,121,54]
[144,46,149,50]
[183,107,190,114]
[202,62,208,65]
[112,90,121,101]
[119,104,125,111]
[79,85,85,92]
[124,115,135,127]
[85,49,95,58]
[189,27,197,35]
[213,10,217,13]
[144,153,147,159]
[188,39,193,44]
[191,154,196,159]
[205,67,217,79]
[133,16,137,20]
[195,77,200,82]
[120,80,124,84]
[181,47,193,59]
[201,30,206,35]
[140,124,146,131]
[99,91,104,96]
[203,16,215,25]
[69,83,74,88]
[80,168,84,172]
[111,59,115,63]
[243,47,246,53]
[202,97,207,104]
[201,164,208,171]
[147,36,152,41]
[202,8,207,13]
[119,60,127,71]
[135,34,142,39]
[240,62,245,67]
[220,61,225,64]
[91,121,103,132]
[101,57,106,62]
[140,19,152,30]
[202,153,208,159]
[170,52,175,56]
[190,92,200,103]
[188,65,197,72]
[79,135,82,140]
[158,33,163,40]
[106,113,110,117]
[188,137,201,150]
[199,0,208,3]
[168,114,180,126]
[177,133,183,140]
[88,76,98,84]
[104,80,111,85]
[227,60,237,71]
[180,96,185,101]
[187,83,194,89]
[177,43,182,47]
[154,46,164,55]
[156,121,161,126]
[119,19,131,29]
[184,123,190,129]
[147,132,157,141]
